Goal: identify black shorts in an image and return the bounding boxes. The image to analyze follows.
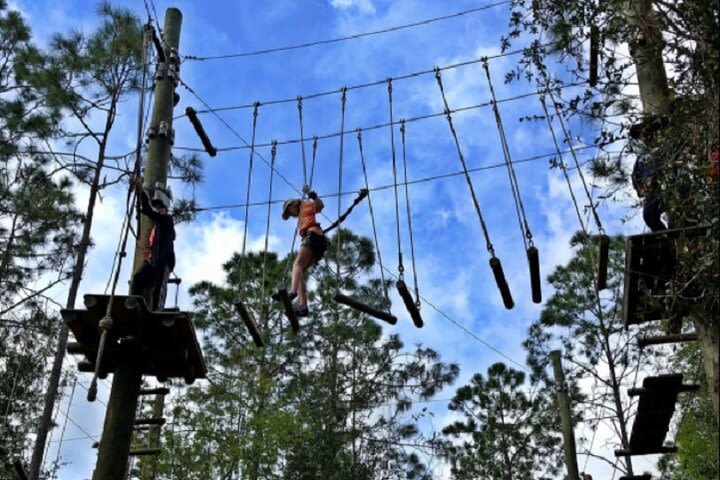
[303,231,329,260]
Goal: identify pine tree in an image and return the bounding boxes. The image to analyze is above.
[440,362,561,480]
[154,230,458,479]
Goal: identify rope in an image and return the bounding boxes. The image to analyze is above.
[89,25,153,400]
[239,102,260,280]
[322,189,368,233]
[174,82,586,153]
[182,1,512,61]
[357,128,391,308]
[399,120,421,307]
[297,96,308,189]
[483,60,534,248]
[434,68,495,256]
[387,78,404,276]
[335,88,348,291]
[546,83,605,234]
[309,136,318,189]
[261,142,277,315]
[539,94,587,233]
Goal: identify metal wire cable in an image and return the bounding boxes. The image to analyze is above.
[297,96,308,189]
[546,84,605,234]
[261,142,277,315]
[387,79,405,276]
[483,60,534,248]
[356,128,391,308]
[335,88,348,290]
[539,94,588,233]
[399,120,420,306]
[182,1,512,61]
[238,102,260,280]
[190,145,607,212]
[309,136,318,189]
[179,46,544,116]
[434,68,495,256]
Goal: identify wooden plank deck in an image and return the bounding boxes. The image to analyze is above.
[622,225,711,328]
[615,373,698,457]
[61,294,206,384]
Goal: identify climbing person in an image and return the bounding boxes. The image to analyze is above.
[272,185,328,317]
[131,177,176,310]
[580,473,593,480]
[630,119,667,231]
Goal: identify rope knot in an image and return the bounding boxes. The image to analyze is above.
[99,316,113,331]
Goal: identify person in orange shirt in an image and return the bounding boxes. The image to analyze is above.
[272,186,327,316]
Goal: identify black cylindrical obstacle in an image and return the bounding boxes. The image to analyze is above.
[527,246,542,304]
[589,25,599,87]
[490,257,514,309]
[335,293,397,325]
[186,107,218,157]
[278,289,300,333]
[234,300,264,347]
[597,234,610,290]
[396,280,424,328]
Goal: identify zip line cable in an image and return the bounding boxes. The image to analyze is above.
[182,1,512,61]
[190,146,609,213]
[174,82,586,154]
[179,45,543,116]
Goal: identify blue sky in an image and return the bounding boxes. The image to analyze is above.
[10,0,654,478]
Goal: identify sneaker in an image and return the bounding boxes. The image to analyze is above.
[293,305,309,317]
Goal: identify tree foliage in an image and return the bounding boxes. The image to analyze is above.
[440,362,561,480]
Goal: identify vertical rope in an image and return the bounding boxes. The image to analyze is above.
[387,78,405,277]
[546,82,605,234]
[261,141,277,315]
[434,68,496,257]
[399,120,421,307]
[239,102,260,273]
[335,88,348,291]
[309,136,318,190]
[539,94,587,233]
[357,128,391,308]
[297,96,308,189]
[483,60,534,248]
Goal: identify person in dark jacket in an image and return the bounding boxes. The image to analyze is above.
[630,120,667,231]
[131,178,176,310]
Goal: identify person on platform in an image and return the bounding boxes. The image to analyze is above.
[131,178,176,310]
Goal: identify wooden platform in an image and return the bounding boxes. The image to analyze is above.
[61,294,206,384]
[622,226,710,327]
[619,475,652,480]
[615,373,698,457]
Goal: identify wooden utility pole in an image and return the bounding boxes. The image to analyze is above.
[550,350,580,480]
[92,9,182,480]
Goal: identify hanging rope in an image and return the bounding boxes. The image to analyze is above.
[322,189,368,233]
[387,78,405,277]
[546,83,605,234]
[539,94,587,233]
[335,87,348,291]
[435,67,514,309]
[238,102,260,278]
[309,136,318,190]
[261,141,277,305]
[483,60,535,249]
[484,60,541,303]
[88,25,153,401]
[297,96,308,189]
[434,68,495,257]
[357,128,391,308]
[399,120,421,308]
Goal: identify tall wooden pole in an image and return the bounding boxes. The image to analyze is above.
[92,9,182,480]
[551,350,580,480]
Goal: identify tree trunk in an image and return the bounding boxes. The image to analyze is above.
[694,316,720,425]
[625,0,671,116]
[29,140,108,480]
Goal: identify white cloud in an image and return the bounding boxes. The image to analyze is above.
[329,0,376,14]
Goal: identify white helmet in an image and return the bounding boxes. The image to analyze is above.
[151,182,173,210]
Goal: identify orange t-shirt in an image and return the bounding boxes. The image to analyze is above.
[299,200,320,236]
